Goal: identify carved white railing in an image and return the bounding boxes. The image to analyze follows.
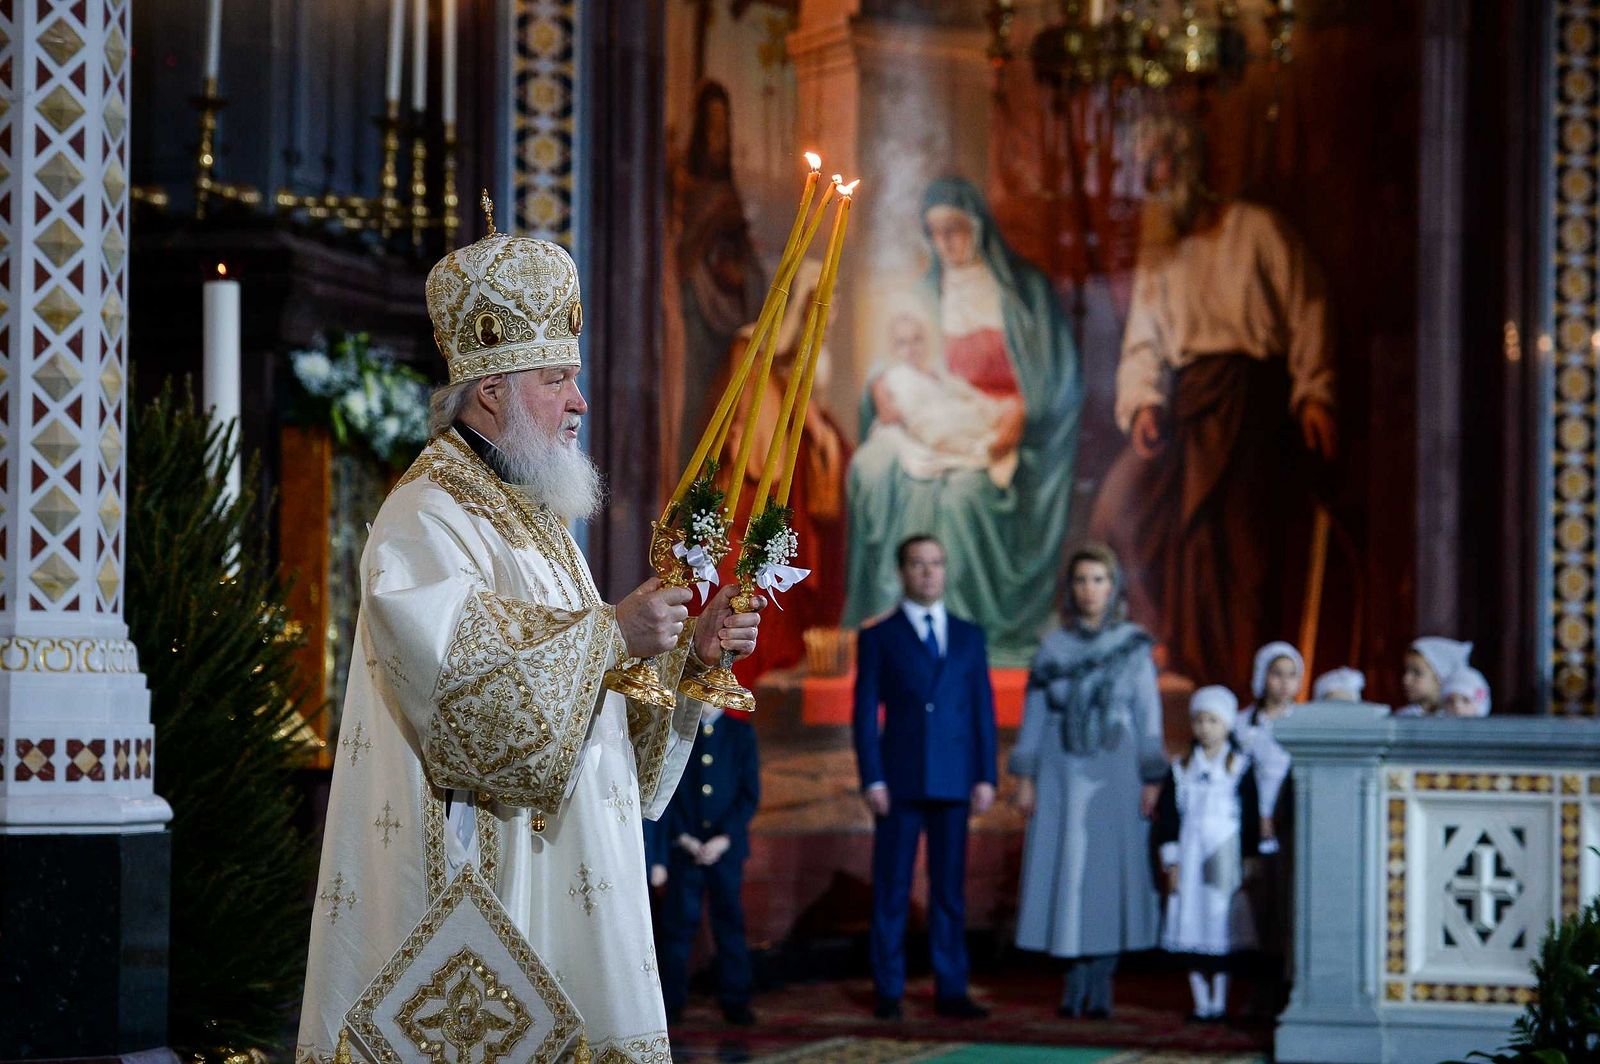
[1274,706,1600,1064]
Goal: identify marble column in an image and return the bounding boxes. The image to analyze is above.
[0,0,173,1057]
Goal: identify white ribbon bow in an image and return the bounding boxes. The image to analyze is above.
[674,541,721,603]
[754,562,811,609]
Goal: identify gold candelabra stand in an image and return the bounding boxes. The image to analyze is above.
[193,78,263,219]
[136,85,460,246]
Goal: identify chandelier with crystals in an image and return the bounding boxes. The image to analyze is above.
[985,0,1295,97]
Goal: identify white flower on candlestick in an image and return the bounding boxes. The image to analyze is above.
[766,526,800,569]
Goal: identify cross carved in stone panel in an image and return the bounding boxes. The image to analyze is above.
[1447,841,1523,935]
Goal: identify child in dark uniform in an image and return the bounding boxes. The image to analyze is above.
[658,703,761,1025]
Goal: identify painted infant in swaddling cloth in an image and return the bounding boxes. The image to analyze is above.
[868,302,1019,489]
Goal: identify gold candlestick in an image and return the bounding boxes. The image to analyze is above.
[194,77,223,220]
[379,102,402,239]
[442,121,461,245]
[409,111,428,251]
[599,521,693,709]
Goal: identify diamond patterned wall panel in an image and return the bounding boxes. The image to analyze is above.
[1549,4,1600,715]
[513,0,575,246]
[0,0,15,614]
[0,0,128,620]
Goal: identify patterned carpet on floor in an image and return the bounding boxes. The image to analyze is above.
[666,969,1273,1063]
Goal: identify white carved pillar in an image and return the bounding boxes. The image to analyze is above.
[0,0,167,834]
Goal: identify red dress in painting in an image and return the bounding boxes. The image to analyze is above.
[946,328,1022,401]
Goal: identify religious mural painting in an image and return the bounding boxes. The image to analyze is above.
[662,1,1420,867]
[662,2,1427,864]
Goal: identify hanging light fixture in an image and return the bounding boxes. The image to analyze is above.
[998,0,1292,100]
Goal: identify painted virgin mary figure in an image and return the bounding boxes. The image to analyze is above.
[844,177,1083,668]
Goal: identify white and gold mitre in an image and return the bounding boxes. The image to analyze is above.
[425,192,584,385]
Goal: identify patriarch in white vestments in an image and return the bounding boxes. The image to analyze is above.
[295,201,762,1064]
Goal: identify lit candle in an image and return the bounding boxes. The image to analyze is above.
[776,180,857,507]
[203,263,242,499]
[720,286,793,520]
[385,0,406,106]
[669,155,832,507]
[203,0,223,85]
[441,0,457,124]
[753,179,857,516]
[411,0,429,115]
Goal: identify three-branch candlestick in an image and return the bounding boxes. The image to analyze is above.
[601,521,696,708]
[676,577,759,713]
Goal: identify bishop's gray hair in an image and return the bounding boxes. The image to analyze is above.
[429,379,477,437]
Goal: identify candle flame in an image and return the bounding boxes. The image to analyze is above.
[804,151,822,172]
[216,263,228,278]
[837,178,861,197]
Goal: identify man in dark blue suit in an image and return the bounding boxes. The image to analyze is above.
[658,704,761,1026]
[854,534,998,1020]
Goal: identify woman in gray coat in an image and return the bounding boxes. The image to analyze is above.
[1011,543,1167,1017]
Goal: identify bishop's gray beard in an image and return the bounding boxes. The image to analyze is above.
[490,400,604,522]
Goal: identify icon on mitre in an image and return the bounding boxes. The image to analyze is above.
[344,864,582,1063]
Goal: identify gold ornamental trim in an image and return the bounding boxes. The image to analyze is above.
[346,864,582,1064]
[446,338,581,385]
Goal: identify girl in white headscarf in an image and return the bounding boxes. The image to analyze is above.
[1234,641,1302,840]
[1395,637,1474,717]
[1441,667,1491,718]
[1312,667,1365,702]
[1154,686,1265,1022]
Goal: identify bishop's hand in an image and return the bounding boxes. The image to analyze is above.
[617,577,693,659]
[694,583,765,668]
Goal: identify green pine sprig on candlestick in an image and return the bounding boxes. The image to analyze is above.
[736,503,794,583]
[671,461,731,565]
[126,381,316,1055]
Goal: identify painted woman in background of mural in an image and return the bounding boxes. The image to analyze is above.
[844,177,1083,669]
[666,80,768,471]
[717,259,852,683]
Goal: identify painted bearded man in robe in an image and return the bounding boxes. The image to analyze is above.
[1089,116,1336,693]
[296,207,762,1063]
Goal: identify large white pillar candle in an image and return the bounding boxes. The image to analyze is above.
[203,0,223,84]
[441,0,457,125]
[385,0,405,106]
[203,264,242,499]
[411,0,429,115]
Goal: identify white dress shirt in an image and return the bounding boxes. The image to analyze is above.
[901,599,949,657]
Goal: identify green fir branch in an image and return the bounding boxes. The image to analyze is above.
[127,380,317,1055]
[736,504,793,582]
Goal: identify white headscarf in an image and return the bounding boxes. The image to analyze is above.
[1251,641,1305,700]
[1313,667,1366,701]
[1411,637,1474,685]
[1441,667,1491,717]
[1190,685,1239,730]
